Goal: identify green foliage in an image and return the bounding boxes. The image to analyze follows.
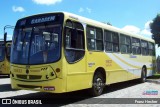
[150,14,160,46]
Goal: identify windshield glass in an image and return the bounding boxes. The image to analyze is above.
[6,45,11,61]
[11,25,61,64]
[0,46,5,62]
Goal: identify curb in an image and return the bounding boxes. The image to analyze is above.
[146,79,160,84]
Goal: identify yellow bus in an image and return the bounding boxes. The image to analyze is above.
[10,12,156,96]
[0,25,13,77]
[0,40,12,76]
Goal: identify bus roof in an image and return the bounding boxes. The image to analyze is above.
[17,11,154,43]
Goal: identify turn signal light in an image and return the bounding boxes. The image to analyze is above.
[56,68,60,73]
[46,75,49,79]
[12,74,14,77]
[51,72,54,76]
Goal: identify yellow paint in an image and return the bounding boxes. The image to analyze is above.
[10,12,156,93]
[0,42,11,75]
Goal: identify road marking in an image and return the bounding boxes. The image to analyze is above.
[0,78,10,85]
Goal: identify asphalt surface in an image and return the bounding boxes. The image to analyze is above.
[0,76,160,107]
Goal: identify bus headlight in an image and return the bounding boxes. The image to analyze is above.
[51,72,54,76]
[12,74,14,77]
[46,75,49,79]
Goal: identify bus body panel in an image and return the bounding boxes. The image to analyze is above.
[0,42,11,75]
[10,58,67,93]
[10,12,156,94]
[0,60,10,75]
[0,62,6,74]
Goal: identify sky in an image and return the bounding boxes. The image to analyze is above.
[0,0,160,56]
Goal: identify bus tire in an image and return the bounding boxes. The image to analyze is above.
[140,67,147,83]
[90,72,105,96]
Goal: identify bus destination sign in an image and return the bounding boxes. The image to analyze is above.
[31,16,55,24]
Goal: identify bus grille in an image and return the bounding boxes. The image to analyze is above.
[17,75,27,79]
[18,84,42,89]
[16,75,42,80]
[29,75,42,79]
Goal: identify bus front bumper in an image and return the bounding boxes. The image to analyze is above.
[11,78,65,93]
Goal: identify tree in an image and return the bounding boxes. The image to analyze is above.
[150,13,160,46]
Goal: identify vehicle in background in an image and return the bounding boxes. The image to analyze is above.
[0,41,11,76]
[0,25,14,77]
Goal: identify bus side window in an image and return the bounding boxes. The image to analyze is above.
[6,45,11,61]
[120,34,131,54]
[87,26,103,51]
[132,37,141,55]
[104,30,119,52]
[0,46,5,61]
[104,31,112,52]
[64,20,85,63]
[65,28,72,48]
[112,33,119,52]
[148,42,155,56]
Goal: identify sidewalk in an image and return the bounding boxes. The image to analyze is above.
[146,79,160,84]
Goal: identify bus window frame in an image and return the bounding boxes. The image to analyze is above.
[148,42,155,56]
[0,45,5,62]
[104,30,119,53]
[86,25,104,52]
[141,40,149,56]
[131,37,141,55]
[64,19,85,64]
[120,34,131,54]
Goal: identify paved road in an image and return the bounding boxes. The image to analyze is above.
[0,77,160,107]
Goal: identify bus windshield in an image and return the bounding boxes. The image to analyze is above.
[6,44,11,61]
[0,46,5,62]
[11,25,61,64]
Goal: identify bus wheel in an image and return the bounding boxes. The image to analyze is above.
[140,67,146,83]
[90,72,105,96]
